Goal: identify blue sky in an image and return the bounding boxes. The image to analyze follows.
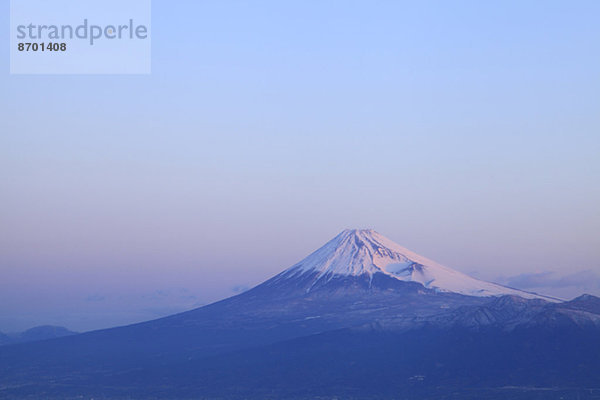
[1,0,599,331]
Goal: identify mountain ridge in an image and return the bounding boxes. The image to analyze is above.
[0,325,77,347]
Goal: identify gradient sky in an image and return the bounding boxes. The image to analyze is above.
[1,0,599,332]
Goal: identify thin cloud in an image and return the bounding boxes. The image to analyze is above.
[502,270,600,290]
[85,294,106,302]
[231,285,250,294]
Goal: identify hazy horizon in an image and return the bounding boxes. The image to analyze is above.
[1,227,597,332]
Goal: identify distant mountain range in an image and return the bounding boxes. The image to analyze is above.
[0,325,77,346]
[0,229,598,399]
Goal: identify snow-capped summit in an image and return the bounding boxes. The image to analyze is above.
[281,229,558,301]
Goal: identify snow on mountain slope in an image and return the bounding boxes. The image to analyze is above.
[282,229,559,301]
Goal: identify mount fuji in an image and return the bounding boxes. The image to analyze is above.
[270,229,557,300]
[0,229,598,399]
